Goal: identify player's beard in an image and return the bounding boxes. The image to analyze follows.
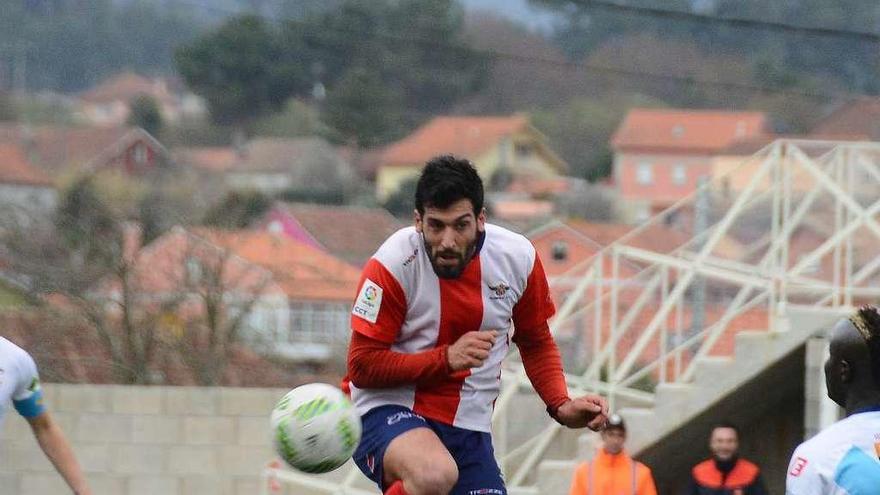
[423,234,478,279]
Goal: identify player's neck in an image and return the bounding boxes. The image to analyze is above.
[844,390,880,416]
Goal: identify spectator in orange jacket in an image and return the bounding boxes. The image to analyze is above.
[685,422,767,495]
[569,414,658,495]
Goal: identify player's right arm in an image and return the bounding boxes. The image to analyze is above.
[347,258,498,389]
[347,258,461,389]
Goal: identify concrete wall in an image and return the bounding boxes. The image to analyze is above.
[1,384,289,495]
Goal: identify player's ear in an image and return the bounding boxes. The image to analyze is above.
[414,209,422,233]
[840,359,853,384]
[477,207,487,232]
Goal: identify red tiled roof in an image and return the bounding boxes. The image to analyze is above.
[381,115,529,166]
[0,143,52,187]
[492,199,555,222]
[611,109,767,154]
[270,202,404,268]
[199,229,362,302]
[0,124,160,173]
[173,147,239,172]
[506,176,571,196]
[119,227,361,303]
[811,97,880,140]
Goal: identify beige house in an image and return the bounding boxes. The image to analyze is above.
[375,114,566,201]
[78,72,205,126]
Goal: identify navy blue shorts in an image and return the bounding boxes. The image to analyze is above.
[353,405,506,495]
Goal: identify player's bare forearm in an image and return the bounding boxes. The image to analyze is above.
[28,413,92,495]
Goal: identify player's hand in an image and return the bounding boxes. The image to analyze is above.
[555,395,609,430]
[447,330,498,371]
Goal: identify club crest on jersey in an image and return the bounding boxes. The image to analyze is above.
[487,281,510,300]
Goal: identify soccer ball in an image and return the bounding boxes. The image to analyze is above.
[270,383,362,474]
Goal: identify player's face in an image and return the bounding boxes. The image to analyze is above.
[709,427,739,461]
[600,428,626,455]
[415,198,486,279]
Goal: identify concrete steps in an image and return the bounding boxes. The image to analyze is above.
[513,307,840,494]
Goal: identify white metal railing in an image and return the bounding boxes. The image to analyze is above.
[268,140,880,494]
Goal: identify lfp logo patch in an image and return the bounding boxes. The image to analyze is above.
[364,286,378,302]
[352,279,383,324]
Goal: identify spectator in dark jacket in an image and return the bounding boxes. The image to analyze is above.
[685,422,767,495]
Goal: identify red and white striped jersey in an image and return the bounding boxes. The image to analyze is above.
[349,223,555,432]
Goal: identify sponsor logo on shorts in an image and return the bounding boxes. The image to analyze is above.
[366,454,376,474]
[468,489,503,495]
[386,411,424,425]
[789,457,808,477]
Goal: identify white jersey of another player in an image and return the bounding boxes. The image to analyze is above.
[786,409,880,495]
[0,336,46,431]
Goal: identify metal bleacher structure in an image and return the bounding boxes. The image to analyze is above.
[261,139,880,494]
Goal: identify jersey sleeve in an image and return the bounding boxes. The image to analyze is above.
[12,351,46,418]
[785,447,825,495]
[350,258,406,344]
[512,252,556,331]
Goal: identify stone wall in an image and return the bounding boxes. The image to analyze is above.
[0,384,289,495]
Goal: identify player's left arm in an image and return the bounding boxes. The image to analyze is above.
[27,412,92,495]
[512,252,608,430]
[14,354,91,495]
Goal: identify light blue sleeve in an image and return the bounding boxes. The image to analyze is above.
[11,352,45,418]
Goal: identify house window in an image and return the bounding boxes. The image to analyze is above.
[636,162,653,185]
[185,257,202,284]
[133,143,148,165]
[672,164,687,186]
[551,241,568,261]
[515,143,532,158]
[288,302,350,344]
[635,204,651,223]
[672,125,685,138]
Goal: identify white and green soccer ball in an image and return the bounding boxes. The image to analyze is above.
[270,383,362,474]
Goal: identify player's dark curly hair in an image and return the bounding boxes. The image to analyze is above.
[850,305,880,385]
[415,155,484,216]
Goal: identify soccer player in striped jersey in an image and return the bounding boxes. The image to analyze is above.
[345,155,608,495]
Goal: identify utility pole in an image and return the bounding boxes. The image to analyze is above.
[691,175,710,338]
